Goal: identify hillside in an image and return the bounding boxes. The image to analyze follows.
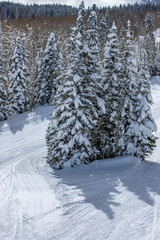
[0,76,160,239]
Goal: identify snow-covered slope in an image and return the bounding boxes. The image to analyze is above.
[0,106,62,239]
[0,77,160,239]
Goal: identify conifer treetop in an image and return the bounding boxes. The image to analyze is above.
[126,20,132,38]
[77,1,86,35]
[145,13,154,35]
[112,21,117,30]
[79,1,85,11]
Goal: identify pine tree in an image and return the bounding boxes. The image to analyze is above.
[121,20,138,156]
[119,25,126,53]
[86,10,104,158]
[45,32,61,103]
[34,48,46,106]
[101,22,125,158]
[145,13,156,76]
[46,1,99,169]
[99,14,108,55]
[8,34,30,115]
[21,33,31,105]
[0,80,7,121]
[0,22,8,121]
[43,32,56,103]
[125,50,157,158]
[121,20,156,158]
[26,27,41,109]
[49,36,63,103]
[36,33,62,105]
[155,40,160,75]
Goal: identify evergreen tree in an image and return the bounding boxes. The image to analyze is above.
[21,33,31,105]
[34,48,46,106]
[155,41,160,75]
[46,1,99,169]
[125,50,157,157]
[26,28,41,109]
[50,36,63,103]
[119,25,126,53]
[36,32,62,105]
[0,80,7,121]
[86,10,104,157]
[44,32,56,103]
[8,34,30,115]
[99,14,108,55]
[145,13,156,76]
[0,22,8,121]
[121,20,156,158]
[122,20,138,156]
[101,22,124,158]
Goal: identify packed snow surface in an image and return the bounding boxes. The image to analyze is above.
[1,77,160,239]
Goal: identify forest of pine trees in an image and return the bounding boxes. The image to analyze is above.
[0,1,159,168]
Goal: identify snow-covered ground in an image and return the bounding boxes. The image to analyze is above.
[0,77,160,239]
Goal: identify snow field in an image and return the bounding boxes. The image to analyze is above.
[0,106,62,239]
[0,77,160,239]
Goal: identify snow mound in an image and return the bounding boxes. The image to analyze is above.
[58,156,140,178]
[90,155,140,170]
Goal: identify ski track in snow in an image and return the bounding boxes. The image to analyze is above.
[0,106,62,240]
[146,76,160,240]
[0,78,160,239]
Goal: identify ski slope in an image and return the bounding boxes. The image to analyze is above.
[0,77,160,239]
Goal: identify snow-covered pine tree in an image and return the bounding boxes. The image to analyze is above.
[0,22,8,121]
[99,13,109,55]
[119,25,126,53]
[125,50,157,158]
[41,32,62,104]
[0,80,7,121]
[101,22,125,158]
[46,1,99,169]
[36,33,62,105]
[122,20,155,158]
[26,27,42,109]
[120,20,137,156]
[21,33,27,62]
[42,32,55,103]
[8,34,30,115]
[76,1,86,35]
[21,33,31,106]
[145,13,156,76]
[85,10,104,158]
[34,48,46,106]
[49,36,63,103]
[87,10,99,57]
[155,39,160,75]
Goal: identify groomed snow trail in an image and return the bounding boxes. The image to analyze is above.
[0,106,61,240]
[1,77,160,240]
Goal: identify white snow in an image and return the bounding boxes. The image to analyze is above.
[154,28,160,44]
[0,77,160,239]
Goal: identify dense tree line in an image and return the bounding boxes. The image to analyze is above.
[0,1,160,21]
[0,2,78,19]
[0,0,160,38]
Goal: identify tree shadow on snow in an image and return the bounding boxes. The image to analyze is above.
[0,122,4,135]
[4,105,53,135]
[150,76,160,85]
[54,157,160,220]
